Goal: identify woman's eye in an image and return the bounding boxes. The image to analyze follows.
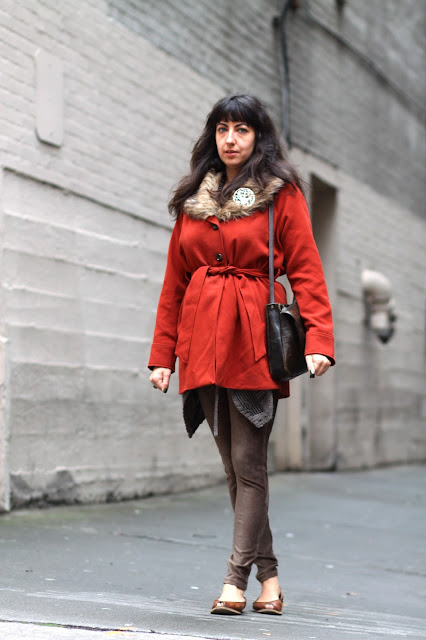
[238,127,248,134]
[217,127,226,133]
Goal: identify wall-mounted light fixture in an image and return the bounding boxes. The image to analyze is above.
[361,269,397,344]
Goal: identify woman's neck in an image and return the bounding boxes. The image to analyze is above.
[225,168,238,182]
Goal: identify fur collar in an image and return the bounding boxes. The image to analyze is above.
[183,171,284,221]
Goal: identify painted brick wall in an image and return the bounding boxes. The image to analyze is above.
[290,148,426,469]
[0,0,425,509]
[0,0,281,509]
[107,0,282,123]
[279,0,426,470]
[286,0,426,217]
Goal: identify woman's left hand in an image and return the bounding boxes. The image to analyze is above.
[305,354,331,377]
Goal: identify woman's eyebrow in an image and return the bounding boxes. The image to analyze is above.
[216,121,248,127]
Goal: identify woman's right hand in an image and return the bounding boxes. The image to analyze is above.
[149,367,172,393]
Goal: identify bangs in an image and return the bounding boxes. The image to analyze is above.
[211,95,260,128]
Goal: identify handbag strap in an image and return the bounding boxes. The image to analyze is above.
[268,202,275,304]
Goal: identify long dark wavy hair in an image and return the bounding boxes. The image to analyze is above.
[168,94,302,218]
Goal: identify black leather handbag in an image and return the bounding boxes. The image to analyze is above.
[265,202,308,382]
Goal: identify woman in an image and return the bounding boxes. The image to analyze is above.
[148,95,334,615]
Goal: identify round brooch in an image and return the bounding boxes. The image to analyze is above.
[233,187,256,207]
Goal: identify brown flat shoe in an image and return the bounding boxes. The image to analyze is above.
[211,598,246,615]
[252,590,284,615]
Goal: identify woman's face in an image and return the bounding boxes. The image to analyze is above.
[215,120,256,180]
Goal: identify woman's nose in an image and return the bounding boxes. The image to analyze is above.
[226,129,235,144]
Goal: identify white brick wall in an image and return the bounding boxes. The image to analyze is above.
[1,167,226,507]
[0,0,285,509]
[0,0,228,509]
[291,148,426,469]
[0,0,425,509]
[107,0,282,122]
[286,0,426,216]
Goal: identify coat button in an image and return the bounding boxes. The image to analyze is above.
[216,253,223,261]
[212,224,219,230]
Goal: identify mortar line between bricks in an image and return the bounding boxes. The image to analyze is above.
[3,167,173,232]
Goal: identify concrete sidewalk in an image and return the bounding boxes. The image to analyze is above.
[0,465,425,640]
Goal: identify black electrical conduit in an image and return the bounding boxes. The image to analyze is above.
[274,0,294,146]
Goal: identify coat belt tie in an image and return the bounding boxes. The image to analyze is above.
[206,265,267,279]
[175,265,269,365]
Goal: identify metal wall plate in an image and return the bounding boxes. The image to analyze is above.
[35,49,63,146]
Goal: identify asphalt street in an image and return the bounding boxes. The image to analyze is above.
[0,465,425,640]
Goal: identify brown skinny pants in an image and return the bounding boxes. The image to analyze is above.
[198,385,279,591]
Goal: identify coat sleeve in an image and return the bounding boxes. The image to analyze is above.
[148,215,190,372]
[276,186,335,364]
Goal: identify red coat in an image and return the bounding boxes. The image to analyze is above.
[148,176,334,398]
